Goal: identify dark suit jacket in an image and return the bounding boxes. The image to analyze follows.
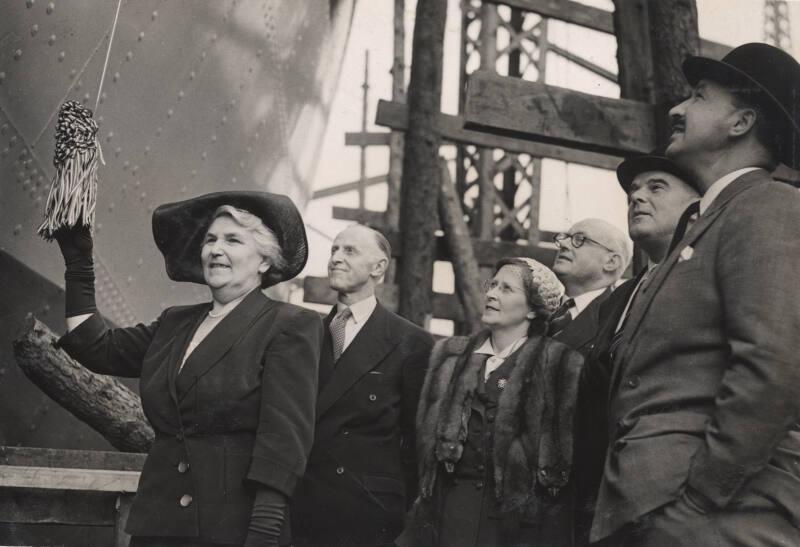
[291,301,434,545]
[592,170,800,541]
[554,286,614,357]
[59,289,322,544]
[571,279,640,545]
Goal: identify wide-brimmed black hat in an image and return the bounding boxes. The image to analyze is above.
[617,151,695,193]
[152,191,308,287]
[682,42,800,168]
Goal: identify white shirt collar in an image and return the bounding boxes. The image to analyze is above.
[474,334,528,359]
[569,287,608,318]
[699,167,760,215]
[337,294,377,324]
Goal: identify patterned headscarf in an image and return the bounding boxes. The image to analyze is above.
[496,256,564,316]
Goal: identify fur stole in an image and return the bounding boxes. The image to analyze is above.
[415,330,584,520]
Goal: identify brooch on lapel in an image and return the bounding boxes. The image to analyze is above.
[497,378,507,390]
[678,245,694,262]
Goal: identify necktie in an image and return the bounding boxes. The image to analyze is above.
[668,201,701,254]
[549,298,575,335]
[608,267,655,358]
[330,307,352,361]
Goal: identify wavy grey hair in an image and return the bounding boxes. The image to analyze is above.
[212,205,288,280]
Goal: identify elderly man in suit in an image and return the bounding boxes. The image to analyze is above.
[572,154,698,545]
[592,43,800,546]
[551,218,630,356]
[291,224,434,547]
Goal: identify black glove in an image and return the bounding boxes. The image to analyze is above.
[55,225,97,317]
[244,487,287,547]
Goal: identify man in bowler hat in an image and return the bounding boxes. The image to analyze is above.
[290,224,434,547]
[592,43,800,545]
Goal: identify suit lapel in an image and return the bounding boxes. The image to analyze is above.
[166,307,208,404]
[315,302,398,420]
[175,289,276,394]
[616,170,768,355]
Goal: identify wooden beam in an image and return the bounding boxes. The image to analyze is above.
[548,43,617,83]
[0,446,145,471]
[311,174,388,199]
[375,99,622,170]
[463,71,656,155]
[483,0,728,59]
[0,489,118,525]
[331,206,557,266]
[0,465,141,493]
[345,132,391,147]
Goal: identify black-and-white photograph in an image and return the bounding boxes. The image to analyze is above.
[1,1,799,545]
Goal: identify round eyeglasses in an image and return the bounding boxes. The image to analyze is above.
[553,232,615,253]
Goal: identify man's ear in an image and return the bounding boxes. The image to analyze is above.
[604,253,622,274]
[371,256,389,279]
[730,107,757,138]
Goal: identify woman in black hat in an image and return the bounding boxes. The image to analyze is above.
[54,191,323,546]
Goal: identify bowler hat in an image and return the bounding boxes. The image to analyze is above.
[616,151,695,193]
[152,191,308,287]
[682,42,800,168]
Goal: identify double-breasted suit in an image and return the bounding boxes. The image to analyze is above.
[592,170,800,543]
[58,289,322,544]
[291,301,434,546]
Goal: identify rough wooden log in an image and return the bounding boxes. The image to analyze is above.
[398,0,448,326]
[437,158,484,332]
[12,318,153,453]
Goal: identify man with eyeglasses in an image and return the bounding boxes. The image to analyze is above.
[550,219,630,357]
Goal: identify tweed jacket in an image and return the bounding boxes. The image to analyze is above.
[405,331,584,545]
[59,289,322,544]
[592,169,800,541]
[290,302,434,545]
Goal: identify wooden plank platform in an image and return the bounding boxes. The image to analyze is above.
[0,465,140,493]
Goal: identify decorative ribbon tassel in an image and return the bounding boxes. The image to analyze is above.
[38,100,105,240]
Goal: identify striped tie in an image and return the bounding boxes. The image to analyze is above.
[330,307,352,362]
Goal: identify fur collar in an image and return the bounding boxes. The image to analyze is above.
[415,330,584,519]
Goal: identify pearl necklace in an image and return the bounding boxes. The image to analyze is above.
[207,308,230,318]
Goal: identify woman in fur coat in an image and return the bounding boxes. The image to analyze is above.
[399,257,585,547]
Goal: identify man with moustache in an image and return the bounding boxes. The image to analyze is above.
[291,224,434,547]
[592,43,800,546]
[550,218,630,356]
[571,153,698,545]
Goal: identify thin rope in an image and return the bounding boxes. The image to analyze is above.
[94,0,123,113]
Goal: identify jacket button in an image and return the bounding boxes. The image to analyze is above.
[177,461,189,473]
[341,429,350,436]
[179,494,193,507]
[175,433,184,441]
[368,394,377,402]
[475,481,484,490]
[477,464,485,472]
[626,376,640,389]
[336,466,344,475]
